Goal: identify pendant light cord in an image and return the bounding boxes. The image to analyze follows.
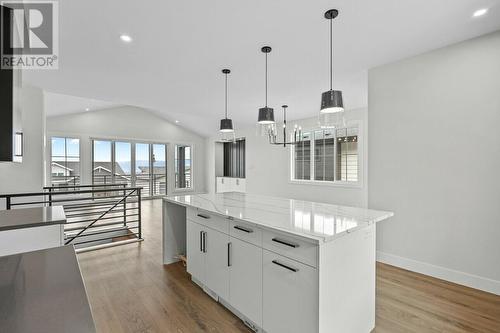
[283,106,286,147]
[330,17,333,91]
[265,52,268,107]
[224,72,228,119]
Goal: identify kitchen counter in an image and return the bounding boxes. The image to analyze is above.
[164,192,393,242]
[0,206,66,231]
[0,245,96,333]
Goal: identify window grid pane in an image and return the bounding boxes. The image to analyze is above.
[135,143,151,196]
[175,144,192,189]
[336,127,359,182]
[51,137,80,188]
[314,129,335,181]
[152,144,167,195]
[92,140,112,186]
[294,132,311,180]
[115,142,132,187]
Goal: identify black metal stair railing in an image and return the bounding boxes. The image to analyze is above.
[0,185,143,250]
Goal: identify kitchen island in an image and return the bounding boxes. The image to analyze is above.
[163,192,393,333]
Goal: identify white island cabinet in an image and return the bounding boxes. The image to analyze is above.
[163,193,393,333]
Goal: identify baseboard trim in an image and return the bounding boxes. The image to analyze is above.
[376,251,500,296]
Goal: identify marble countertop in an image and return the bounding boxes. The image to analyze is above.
[164,192,393,242]
[0,206,66,231]
[0,245,96,333]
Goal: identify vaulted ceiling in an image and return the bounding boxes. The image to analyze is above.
[26,0,500,136]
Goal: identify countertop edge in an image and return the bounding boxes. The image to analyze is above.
[0,206,67,232]
[0,218,66,232]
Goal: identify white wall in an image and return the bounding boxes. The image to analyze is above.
[0,85,45,199]
[369,31,500,294]
[206,108,368,207]
[46,106,206,195]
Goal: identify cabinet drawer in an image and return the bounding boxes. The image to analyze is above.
[187,208,229,234]
[262,229,318,268]
[229,220,262,247]
[262,250,318,333]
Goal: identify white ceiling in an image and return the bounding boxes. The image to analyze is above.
[44,92,122,117]
[25,0,500,136]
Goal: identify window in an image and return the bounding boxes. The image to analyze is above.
[115,141,132,187]
[294,132,311,180]
[135,143,151,195]
[50,137,80,187]
[314,129,335,181]
[92,140,112,185]
[175,144,192,189]
[152,144,167,195]
[336,127,359,182]
[91,139,167,197]
[291,126,359,184]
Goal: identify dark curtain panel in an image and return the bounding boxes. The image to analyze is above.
[223,139,245,178]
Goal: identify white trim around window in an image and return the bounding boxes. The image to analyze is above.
[288,121,364,189]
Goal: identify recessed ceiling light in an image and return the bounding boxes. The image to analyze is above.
[175,120,180,123]
[120,34,133,43]
[473,8,488,17]
[85,107,90,111]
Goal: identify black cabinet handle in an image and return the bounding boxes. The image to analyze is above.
[272,237,300,248]
[272,260,299,272]
[234,225,253,233]
[202,232,207,253]
[197,214,210,219]
[227,242,232,267]
[200,231,203,252]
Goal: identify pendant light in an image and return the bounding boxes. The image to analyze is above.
[219,69,234,133]
[320,9,344,114]
[258,46,275,124]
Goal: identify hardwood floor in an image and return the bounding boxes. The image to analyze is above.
[78,199,500,333]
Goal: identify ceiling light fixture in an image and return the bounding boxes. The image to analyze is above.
[473,8,488,17]
[220,69,234,134]
[175,120,179,123]
[257,46,275,125]
[320,9,344,114]
[85,107,90,111]
[267,105,304,147]
[120,34,132,43]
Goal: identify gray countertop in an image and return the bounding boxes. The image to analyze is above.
[0,206,66,231]
[0,245,96,333]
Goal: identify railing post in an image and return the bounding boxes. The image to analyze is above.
[138,188,142,239]
[123,187,127,227]
[6,197,11,210]
[48,187,53,207]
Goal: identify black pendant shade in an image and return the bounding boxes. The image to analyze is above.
[320,89,344,113]
[320,9,345,114]
[220,118,234,132]
[220,68,234,133]
[258,107,275,124]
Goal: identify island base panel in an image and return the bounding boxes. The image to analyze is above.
[162,201,187,264]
